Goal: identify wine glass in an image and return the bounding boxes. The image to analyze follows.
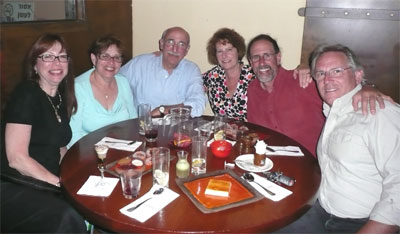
[94,144,109,186]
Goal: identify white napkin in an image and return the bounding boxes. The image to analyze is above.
[265,146,304,156]
[95,137,142,152]
[120,184,179,223]
[244,173,292,202]
[207,138,236,147]
[77,175,119,197]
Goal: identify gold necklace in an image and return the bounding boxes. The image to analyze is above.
[46,92,62,123]
[92,72,112,100]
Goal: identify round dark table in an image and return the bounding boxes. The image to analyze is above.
[60,117,320,233]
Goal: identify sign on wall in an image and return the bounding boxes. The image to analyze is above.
[1,1,34,22]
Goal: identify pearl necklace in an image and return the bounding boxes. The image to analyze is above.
[46,92,62,123]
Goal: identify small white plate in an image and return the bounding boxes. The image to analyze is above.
[235,154,273,172]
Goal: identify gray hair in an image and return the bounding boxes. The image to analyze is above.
[161,26,190,46]
[310,44,365,82]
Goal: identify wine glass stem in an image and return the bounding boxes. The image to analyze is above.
[98,158,105,180]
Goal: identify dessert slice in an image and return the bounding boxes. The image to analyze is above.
[205,179,232,197]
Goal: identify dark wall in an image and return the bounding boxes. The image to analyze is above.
[0,0,133,110]
[299,0,400,102]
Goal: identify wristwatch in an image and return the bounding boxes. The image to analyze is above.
[159,106,165,115]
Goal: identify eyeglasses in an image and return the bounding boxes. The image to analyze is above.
[97,54,123,63]
[250,52,277,63]
[164,39,188,49]
[312,67,352,81]
[38,54,69,63]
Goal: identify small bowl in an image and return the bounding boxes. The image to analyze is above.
[210,140,232,158]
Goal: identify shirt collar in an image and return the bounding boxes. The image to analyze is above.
[323,84,362,117]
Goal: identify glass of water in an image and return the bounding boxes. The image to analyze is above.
[191,136,208,175]
[151,147,170,187]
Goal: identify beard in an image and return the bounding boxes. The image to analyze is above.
[256,65,276,84]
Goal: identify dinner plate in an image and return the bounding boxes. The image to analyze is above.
[235,154,273,172]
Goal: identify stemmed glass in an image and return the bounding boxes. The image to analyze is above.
[94,144,109,187]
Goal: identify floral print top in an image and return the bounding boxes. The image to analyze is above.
[202,64,256,121]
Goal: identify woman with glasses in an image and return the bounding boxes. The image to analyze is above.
[1,34,87,232]
[68,34,137,147]
[203,28,256,121]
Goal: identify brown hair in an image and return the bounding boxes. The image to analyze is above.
[89,34,124,57]
[26,33,77,116]
[206,28,245,65]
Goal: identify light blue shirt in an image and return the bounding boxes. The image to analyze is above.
[68,68,137,148]
[119,53,206,117]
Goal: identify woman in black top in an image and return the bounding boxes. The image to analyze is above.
[1,34,86,233]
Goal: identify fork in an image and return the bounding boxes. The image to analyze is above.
[105,140,136,145]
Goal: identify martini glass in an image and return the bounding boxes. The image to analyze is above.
[94,144,109,186]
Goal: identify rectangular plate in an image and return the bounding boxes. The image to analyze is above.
[176,170,263,213]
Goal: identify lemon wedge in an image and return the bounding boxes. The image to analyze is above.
[214,130,225,140]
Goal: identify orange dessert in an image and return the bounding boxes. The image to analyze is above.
[205,179,232,197]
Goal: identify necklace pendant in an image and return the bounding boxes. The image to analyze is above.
[56,115,62,123]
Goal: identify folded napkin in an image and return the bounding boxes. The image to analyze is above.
[207,138,236,147]
[265,146,304,156]
[243,173,292,202]
[95,137,142,152]
[77,175,119,197]
[120,184,179,223]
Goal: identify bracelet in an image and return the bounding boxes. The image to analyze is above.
[363,82,377,88]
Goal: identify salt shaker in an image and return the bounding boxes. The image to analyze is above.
[241,135,254,154]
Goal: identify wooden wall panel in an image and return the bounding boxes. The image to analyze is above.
[300,0,400,102]
[0,0,133,111]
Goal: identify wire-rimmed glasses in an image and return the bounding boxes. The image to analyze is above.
[97,53,123,63]
[312,67,352,81]
[164,39,188,49]
[249,52,277,63]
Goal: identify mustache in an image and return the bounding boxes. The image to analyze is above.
[167,51,180,56]
[259,65,272,70]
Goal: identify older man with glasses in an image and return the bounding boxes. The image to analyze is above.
[246,34,390,158]
[119,26,206,117]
